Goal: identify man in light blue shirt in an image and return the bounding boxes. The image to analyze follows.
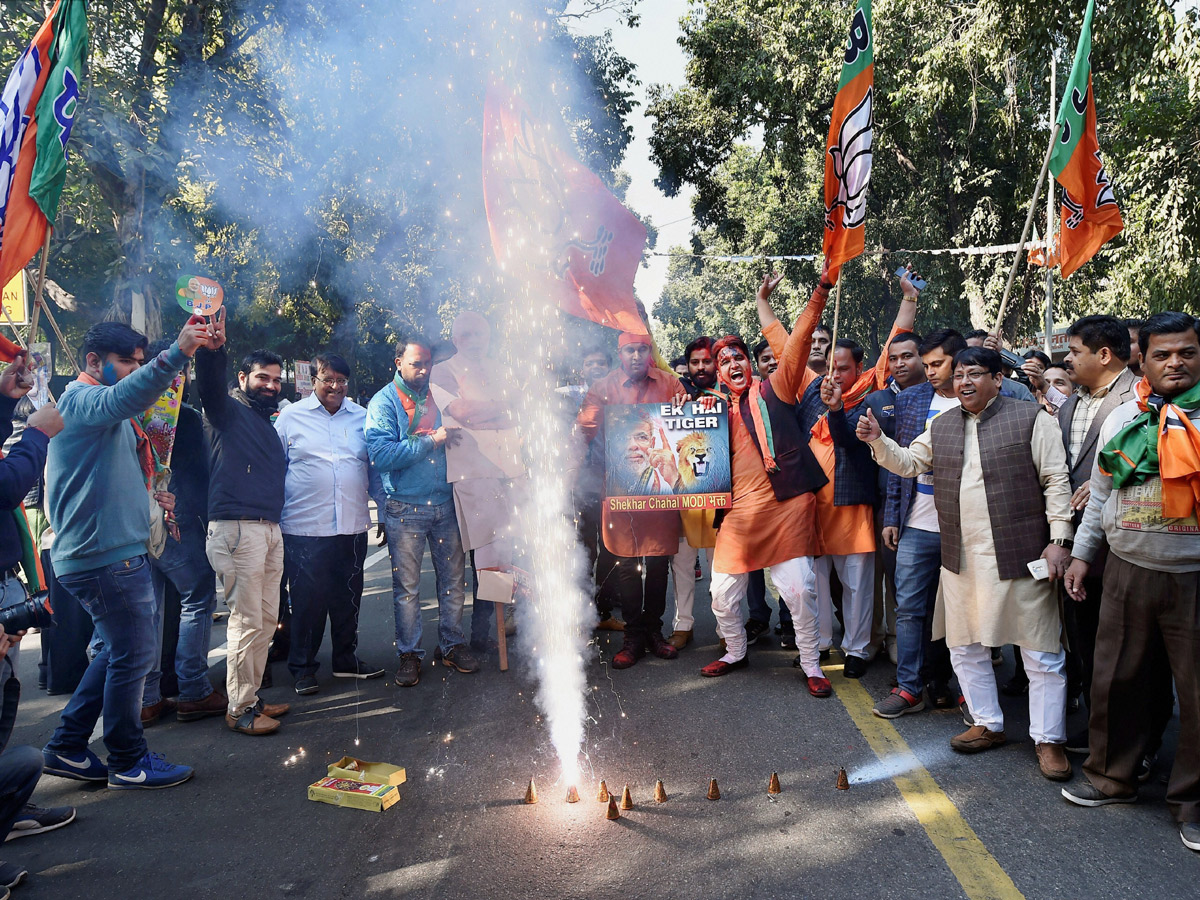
[275,353,383,695]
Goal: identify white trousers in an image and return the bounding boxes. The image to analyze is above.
[710,557,822,675]
[671,539,699,631]
[950,642,1067,744]
[813,552,875,658]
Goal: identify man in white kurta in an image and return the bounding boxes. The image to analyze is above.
[858,348,1075,781]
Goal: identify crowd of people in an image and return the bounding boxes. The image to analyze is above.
[0,261,1193,895]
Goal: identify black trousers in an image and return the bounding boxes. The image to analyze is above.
[283,533,367,678]
[596,546,669,643]
[575,494,614,618]
[37,549,93,696]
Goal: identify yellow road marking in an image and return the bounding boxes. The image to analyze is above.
[831,670,1025,900]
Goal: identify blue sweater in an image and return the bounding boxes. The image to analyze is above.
[364,381,451,506]
[46,343,189,575]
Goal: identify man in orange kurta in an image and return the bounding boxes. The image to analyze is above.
[577,333,684,669]
[700,264,835,698]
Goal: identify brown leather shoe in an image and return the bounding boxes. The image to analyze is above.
[667,630,693,650]
[595,615,625,632]
[949,724,1007,753]
[226,710,281,735]
[140,697,177,727]
[1035,742,1072,781]
[256,700,290,719]
[176,691,228,722]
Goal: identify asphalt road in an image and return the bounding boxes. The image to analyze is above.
[7,546,1198,900]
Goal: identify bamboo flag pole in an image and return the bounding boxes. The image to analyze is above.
[830,279,843,349]
[25,228,52,346]
[38,299,80,374]
[2,307,27,350]
[992,125,1061,336]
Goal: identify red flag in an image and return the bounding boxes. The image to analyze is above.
[482,82,647,333]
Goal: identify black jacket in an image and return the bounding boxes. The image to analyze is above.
[194,348,285,522]
[0,395,49,572]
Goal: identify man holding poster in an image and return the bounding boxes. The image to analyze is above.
[577,333,684,669]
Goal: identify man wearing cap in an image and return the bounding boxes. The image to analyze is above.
[577,332,683,669]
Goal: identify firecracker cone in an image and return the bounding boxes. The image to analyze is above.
[565,784,580,803]
[597,780,610,802]
[620,784,634,810]
[606,797,621,820]
[707,778,721,801]
[524,779,538,804]
[836,767,850,791]
[768,772,782,795]
[654,780,668,802]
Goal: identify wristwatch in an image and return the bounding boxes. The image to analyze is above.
[1051,538,1073,549]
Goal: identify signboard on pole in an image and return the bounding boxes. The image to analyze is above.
[604,398,731,512]
[1,272,27,325]
[295,360,313,397]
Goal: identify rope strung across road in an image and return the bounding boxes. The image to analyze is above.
[646,240,1048,263]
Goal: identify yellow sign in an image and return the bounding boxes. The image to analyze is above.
[1,272,27,326]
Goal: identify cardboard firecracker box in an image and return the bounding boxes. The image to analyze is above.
[307,757,407,812]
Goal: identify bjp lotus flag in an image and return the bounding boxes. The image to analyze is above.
[0,0,88,289]
[822,0,873,280]
[482,81,647,334]
[1049,0,1123,279]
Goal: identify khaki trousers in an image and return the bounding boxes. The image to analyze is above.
[206,520,284,716]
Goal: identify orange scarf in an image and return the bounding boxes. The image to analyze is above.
[77,372,156,489]
[811,368,883,445]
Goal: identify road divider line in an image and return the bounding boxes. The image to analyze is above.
[831,669,1025,900]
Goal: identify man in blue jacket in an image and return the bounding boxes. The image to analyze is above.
[42,319,213,790]
[367,334,477,689]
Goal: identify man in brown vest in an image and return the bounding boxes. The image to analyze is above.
[857,347,1075,781]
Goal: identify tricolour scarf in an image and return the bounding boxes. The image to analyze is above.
[719,374,778,474]
[1099,376,1200,519]
[394,373,438,436]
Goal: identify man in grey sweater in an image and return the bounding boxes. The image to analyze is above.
[1062,311,1200,855]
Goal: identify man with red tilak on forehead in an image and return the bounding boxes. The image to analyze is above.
[699,260,835,696]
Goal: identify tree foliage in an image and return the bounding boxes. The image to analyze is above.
[648,0,1200,359]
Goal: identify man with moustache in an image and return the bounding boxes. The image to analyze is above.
[577,332,683,669]
[859,347,1075,782]
[862,326,927,664]
[275,353,382,695]
[195,336,292,736]
[368,334,474,688]
[1062,312,1200,855]
[809,324,833,377]
[1122,318,1145,377]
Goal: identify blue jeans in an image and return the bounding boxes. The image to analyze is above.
[384,499,466,657]
[0,746,41,837]
[146,530,218,704]
[893,527,943,696]
[45,556,157,773]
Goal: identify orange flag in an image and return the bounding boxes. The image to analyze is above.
[482,81,647,333]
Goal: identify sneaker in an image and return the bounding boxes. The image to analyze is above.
[42,748,107,782]
[1061,778,1136,807]
[6,803,76,842]
[873,688,925,719]
[140,697,177,727]
[745,619,770,646]
[0,861,25,889]
[107,752,194,790]
[779,628,797,650]
[294,675,319,695]
[1137,753,1157,784]
[949,725,1006,753]
[439,645,480,673]
[1181,822,1200,852]
[176,690,228,722]
[1064,729,1090,755]
[395,653,421,686]
[332,659,386,679]
[957,695,974,727]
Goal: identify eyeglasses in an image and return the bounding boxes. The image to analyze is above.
[317,377,348,388]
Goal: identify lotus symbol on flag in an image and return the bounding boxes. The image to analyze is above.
[825,87,873,232]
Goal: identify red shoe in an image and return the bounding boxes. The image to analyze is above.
[807,676,832,698]
[645,632,679,660]
[612,638,645,670]
[700,657,748,677]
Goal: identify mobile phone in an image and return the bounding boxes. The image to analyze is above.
[894,266,928,291]
[1026,558,1050,581]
